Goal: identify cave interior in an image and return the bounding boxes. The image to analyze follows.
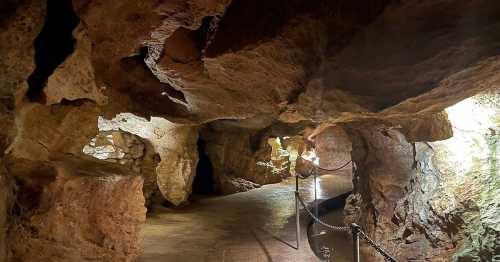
[0,0,499,261]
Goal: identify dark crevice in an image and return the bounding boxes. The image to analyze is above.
[26,0,79,103]
[123,47,188,104]
[119,47,191,116]
[205,0,319,58]
[163,84,187,104]
[192,138,216,195]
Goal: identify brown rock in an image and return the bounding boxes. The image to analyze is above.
[44,23,107,105]
[391,111,453,142]
[98,114,199,205]
[344,126,460,261]
[313,126,352,173]
[6,102,99,162]
[217,176,261,195]
[0,162,12,262]
[10,163,146,262]
[201,124,287,194]
[0,0,45,151]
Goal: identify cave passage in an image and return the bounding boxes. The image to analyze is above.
[192,138,216,195]
[26,0,79,102]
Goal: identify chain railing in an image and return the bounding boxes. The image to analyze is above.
[314,159,352,172]
[296,192,398,261]
[357,230,398,262]
[295,157,398,262]
[296,193,350,232]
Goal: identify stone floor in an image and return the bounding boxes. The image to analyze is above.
[139,173,352,262]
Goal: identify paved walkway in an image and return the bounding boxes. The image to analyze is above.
[139,174,352,262]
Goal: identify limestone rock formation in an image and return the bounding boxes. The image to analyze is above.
[10,161,146,262]
[83,130,160,206]
[0,162,12,262]
[201,124,284,194]
[98,114,199,206]
[1,0,500,261]
[389,112,453,143]
[6,101,99,161]
[43,23,107,105]
[312,126,352,173]
[430,94,500,261]
[343,126,459,261]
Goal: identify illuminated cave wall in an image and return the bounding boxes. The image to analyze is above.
[431,91,499,261]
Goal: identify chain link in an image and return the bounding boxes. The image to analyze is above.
[314,159,352,172]
[296,192,398,261]
[296,193,351,232]
[358,230,398,262]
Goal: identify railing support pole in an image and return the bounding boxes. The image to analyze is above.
[351,223,361,262]
[295,175,300,250]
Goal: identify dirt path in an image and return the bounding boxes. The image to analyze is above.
[139,174,352,262]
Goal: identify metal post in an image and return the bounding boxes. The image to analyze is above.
[295,175,300,249]
[351,223,361,262]
[313,167,319,251]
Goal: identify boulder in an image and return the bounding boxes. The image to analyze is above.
[10,163,146,262]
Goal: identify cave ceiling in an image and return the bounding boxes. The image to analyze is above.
[2,0,500,127]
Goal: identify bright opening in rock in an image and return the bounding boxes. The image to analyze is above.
[426,91,499,261]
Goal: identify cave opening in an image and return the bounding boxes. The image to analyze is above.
[192,138,216,195]
[26,0,79,102]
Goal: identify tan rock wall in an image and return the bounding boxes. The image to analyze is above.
[10,170,146,262]
[313,126,352,173]
[0,162,12,262]
[344,126,461,261]
[98,114,199,205]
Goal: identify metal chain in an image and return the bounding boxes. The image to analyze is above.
[296,191,398,261]
[296,193,351,232]
[315,159,352,172]
[358,230,398,262]
[297,160,398,261]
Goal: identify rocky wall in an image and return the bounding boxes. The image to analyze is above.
[312,126,352,175]
[97,114,199,206]
[10,161,146,262]
[201,124,281,194]
[200,122,313,194]
[343,126,459,261]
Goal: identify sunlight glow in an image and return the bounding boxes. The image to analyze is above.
[433,96,498,178]
[302,150,320,166]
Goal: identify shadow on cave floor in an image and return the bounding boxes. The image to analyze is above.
[139,174,353,262]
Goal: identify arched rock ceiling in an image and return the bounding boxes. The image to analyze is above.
[3,0,500,126]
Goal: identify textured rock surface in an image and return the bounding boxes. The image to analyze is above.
[6,102,99,162]
[43,23,107,105]
[41,0,497,125]
[10,162,146,262]
[430,93,500,261]
[288,0,500,124]
[201,124,284,194]
[83,130,160,206]
[312,126,352,173]
[343,127,460,261]
[1,0,500,260]
[389,112,453,143]
[98,114,198,205]
[0,162,12,262]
